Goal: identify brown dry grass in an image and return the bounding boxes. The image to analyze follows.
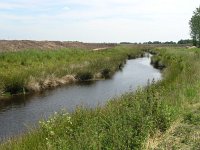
[0,40,117,52]
[26,75,76,92]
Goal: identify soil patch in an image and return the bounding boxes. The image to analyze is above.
[0,40,117,52]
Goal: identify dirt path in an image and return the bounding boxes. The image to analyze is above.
[92,47,110,51]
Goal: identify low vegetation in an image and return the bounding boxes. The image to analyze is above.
[0,46,200,149]
[154,104,200,149]
[0,46,144,97]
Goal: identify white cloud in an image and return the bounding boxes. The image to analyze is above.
[0,0,199,42]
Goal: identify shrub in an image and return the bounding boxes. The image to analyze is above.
[101,68,111,78]
[75,71,93,81]
[3,75,26,94]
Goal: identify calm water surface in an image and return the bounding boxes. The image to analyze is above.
[0,56,161,141]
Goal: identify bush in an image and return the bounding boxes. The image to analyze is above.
[75,71,93,81]
[101,68,111,78]
[3,75,26,94]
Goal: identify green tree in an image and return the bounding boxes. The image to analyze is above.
[189,6,200,47]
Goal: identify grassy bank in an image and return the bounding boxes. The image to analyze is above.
[1,47,200,149]
[0,46,144,97]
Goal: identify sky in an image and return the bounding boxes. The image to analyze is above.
[0,0,199,43]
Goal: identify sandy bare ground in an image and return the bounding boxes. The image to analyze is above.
[92,47,110,51]
[0,40,117,52]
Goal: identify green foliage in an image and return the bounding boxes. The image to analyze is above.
[1,47,200,149]
[75,71,93,81]
[184,108,200,125]
[177,39,193,45]
[0,47,143,96]
[189,6,200,47]
[157,106,200,149]
[101,68,111,78]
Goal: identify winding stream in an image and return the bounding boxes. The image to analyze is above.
[0,55,161,141]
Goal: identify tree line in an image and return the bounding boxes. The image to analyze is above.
[120,40,192,45]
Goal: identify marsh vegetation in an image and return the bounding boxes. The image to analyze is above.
[0,46,144,97]
[0,46,199,149]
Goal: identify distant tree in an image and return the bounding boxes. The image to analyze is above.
[189,6,200,47]
[177,39,193,45]
[143,41,176,44]
[153,41,161,44]
[147,41,152,44]
[120,42,132,44]
[164,41,176,44]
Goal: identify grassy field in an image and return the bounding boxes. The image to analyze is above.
[0,46,144,97]
[0,46,200,149]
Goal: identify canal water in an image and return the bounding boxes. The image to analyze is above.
[0,55,161,141]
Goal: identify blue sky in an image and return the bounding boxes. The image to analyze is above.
[0,0,199,42]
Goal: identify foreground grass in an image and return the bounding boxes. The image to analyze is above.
[1,47,200,149]
[154,103,200,149]
[0,46,144,96]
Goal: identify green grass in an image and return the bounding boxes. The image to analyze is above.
[1,47,200,150]
[155,104,200,150]
[0,46,144,96]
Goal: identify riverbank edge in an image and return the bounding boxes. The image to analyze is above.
[0,47,146,100]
